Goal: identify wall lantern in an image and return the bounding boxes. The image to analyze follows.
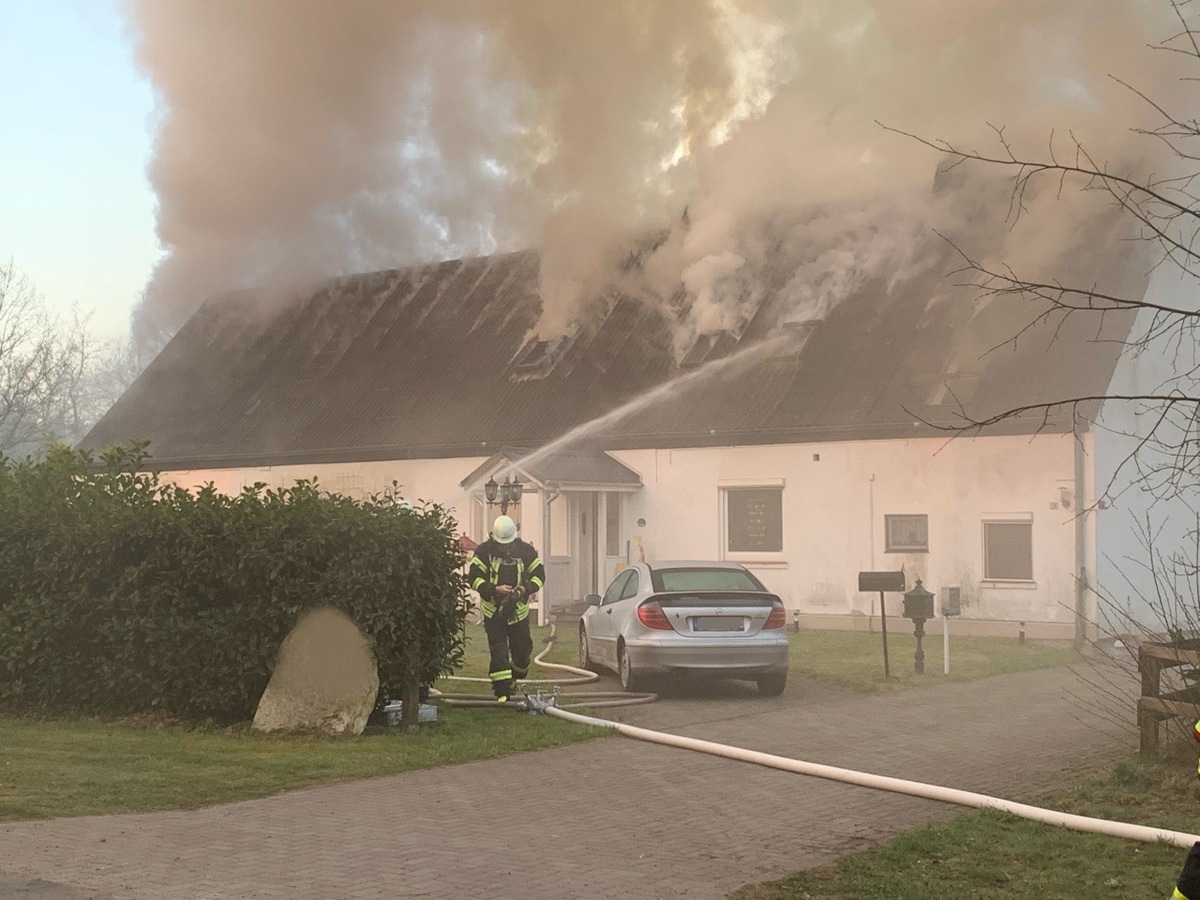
[484,474,524,515]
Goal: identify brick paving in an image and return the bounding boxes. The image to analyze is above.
[0,663,1136,899]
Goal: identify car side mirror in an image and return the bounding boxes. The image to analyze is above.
[584,594,602,608]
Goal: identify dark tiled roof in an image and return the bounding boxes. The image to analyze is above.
[81,222,1145,469]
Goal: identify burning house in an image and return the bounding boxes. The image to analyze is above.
[81,210,1159,642]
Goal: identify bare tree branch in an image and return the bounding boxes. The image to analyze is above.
[0,261,146,459]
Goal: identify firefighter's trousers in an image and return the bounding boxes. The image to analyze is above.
[484,612,533,699]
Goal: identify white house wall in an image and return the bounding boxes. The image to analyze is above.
[158,454,506,539]
[1095,266,1200,634]
[158,432,1082,636]
[610,433,1081,637]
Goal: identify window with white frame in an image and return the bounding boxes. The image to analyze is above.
[605,492,622,557]
[983,519,1034,581]
[723,487,783,554]
[548,493,569,557]
[471,496,486,541]
[885,514,929,553]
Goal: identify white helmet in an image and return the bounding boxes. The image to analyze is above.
[492,515,518,544]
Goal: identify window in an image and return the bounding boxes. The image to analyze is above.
[605,492,622,557]
[984,521,1033,581]
[656,568,765,592]
[602,570,632,605]
[471,496,486,542]
[620,571,640,600]
[724,487,783,553]
[548,494,568,557]
[885,514,929,553]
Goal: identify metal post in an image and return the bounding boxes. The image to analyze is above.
[943,612,950,675]
[879,591,890,677]
[913,618,926,675]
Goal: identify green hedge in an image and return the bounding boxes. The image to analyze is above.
[0,443,469,723]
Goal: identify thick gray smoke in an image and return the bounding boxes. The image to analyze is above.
[127,0,1186,351]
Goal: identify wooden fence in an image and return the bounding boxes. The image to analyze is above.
[1138,639,1200,752]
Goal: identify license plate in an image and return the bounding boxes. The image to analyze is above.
[693,616,744,632]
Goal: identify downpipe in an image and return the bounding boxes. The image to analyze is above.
[542,707,1200,849]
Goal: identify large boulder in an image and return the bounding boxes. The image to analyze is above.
[252,606,379,736]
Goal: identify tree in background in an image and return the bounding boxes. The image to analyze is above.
[0,260,146,458]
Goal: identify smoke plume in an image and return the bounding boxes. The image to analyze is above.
[126,0,1188,351]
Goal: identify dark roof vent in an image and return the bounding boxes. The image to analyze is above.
[772,319,821,359]
[511,334,571,381]
[680,331,737,369]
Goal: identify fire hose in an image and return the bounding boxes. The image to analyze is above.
[430,623,658,707]
[433,624,1200,848]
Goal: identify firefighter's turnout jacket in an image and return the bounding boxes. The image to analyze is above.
[469,537,546,623]
[1173,842,1200,899]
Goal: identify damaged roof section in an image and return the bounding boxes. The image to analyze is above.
[679,331,738,369]
[81,222,1147,469]
[510,334,574,381]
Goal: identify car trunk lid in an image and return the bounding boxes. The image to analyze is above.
[646,591,783,637]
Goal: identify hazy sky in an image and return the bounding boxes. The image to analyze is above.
[1,0,157,338]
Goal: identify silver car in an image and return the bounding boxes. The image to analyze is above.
[578,560,790,695]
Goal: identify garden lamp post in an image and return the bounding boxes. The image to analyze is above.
[902,578,935,675]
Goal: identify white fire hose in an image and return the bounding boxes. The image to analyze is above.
[542,709,1200,849]
[436,624,1200,848]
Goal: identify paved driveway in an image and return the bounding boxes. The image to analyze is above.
[0,663,1135,899]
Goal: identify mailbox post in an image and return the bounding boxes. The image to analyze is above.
[903,579,935,675]
[858,570,906,678]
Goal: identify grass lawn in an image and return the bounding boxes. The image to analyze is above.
[0,708,599,822]
[448,622,1079,695]
[786,630,1080,693]
[732,755,1200,899]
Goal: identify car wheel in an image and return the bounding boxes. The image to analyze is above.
[757,671,787,697]
[618,641,646,693]
[579,624,599,673]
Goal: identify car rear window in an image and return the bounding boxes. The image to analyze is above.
[655,568,765,592]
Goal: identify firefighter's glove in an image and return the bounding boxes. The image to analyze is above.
[497,591,517,621]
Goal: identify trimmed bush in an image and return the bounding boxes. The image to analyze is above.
[0,443,469,723]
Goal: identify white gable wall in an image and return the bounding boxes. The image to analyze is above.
[160,455,487,513]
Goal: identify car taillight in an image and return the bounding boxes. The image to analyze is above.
[763,601,787,629]
[637,601,673,630]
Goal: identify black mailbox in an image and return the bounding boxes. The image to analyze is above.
[942,586,961,617]
[858,570,906,593]
[903,579,935,620]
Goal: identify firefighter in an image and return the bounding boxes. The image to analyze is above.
[1172,842,1200,899]
[1167,722,1200,898]
[468,514,545,702]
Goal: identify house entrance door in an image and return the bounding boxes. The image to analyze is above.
[570,492,600,601]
